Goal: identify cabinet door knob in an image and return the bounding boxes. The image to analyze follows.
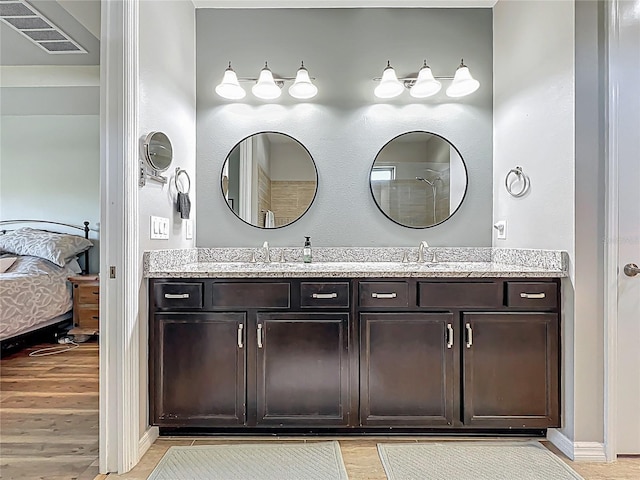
[237,323,244,349]
[446,323,454,349]
[520,292,545,299]
[257,324,263,349]
[465,323,473,348]
[371,292,397,299]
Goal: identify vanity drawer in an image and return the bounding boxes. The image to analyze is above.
[211,282,290,308]
[300,282,350,308]
[359,281,409,308]
[154,282,203,310]
[506,282,558,309]
[418,281,502,308]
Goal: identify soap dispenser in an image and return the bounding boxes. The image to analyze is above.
[303,236,312,263]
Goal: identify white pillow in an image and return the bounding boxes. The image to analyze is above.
[0,256,17,273]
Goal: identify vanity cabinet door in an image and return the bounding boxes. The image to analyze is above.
[462,312,559,428]
[360,313,455,426]
[255,312,349,426]
[151,313,246,427]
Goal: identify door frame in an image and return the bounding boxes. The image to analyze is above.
[604,0,622,462]
[99,0,142,473]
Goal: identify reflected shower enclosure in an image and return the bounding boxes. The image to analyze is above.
[370,131,468,228]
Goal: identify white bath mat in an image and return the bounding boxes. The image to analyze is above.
[377,441,584,480]
[147,441,348,480]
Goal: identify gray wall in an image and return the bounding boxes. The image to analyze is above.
[196,8,493,247]
[137,0,196,438]
[0,87,100,272]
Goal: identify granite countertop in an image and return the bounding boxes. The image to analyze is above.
[144,247,568,279]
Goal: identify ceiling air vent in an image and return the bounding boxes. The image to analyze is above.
[0,0,87,54]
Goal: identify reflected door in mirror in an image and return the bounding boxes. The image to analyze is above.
[221,133,318,229]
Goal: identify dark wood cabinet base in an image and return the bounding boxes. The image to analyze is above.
[150,277,561,432]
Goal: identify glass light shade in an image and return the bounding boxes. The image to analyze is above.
[446,62,480,98]
[288,65,318,99]
[409,62,442,98]
[215,66,246,100]
[374,63,404,99]
[252,64,282,100]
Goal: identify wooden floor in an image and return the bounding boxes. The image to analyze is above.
[0,341,99,480]
[3,342,639,480]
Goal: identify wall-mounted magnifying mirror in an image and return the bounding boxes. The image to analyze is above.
[221,132,318,229]
[370,131,468,228]
[140,131,173,187]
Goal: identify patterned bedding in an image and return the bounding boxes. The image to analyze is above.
[0,256,77,341]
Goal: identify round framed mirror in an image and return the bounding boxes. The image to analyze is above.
[370,131,468,228]
[143,131,173,172]
[221,132,318,229]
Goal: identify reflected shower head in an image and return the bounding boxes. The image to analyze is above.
[415,176,435,186]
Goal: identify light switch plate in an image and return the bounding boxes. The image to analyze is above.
[185,219,193,240]
[150,216,169,240]
[494,220,507,240]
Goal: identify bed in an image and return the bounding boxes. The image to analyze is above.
[0,220,95,342]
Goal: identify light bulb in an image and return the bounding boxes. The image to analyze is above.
[288,62,318,100]
[252,62,282,100]
[446,59,480,98]
[374,61,404,99]
[215,62,246,100]
[409,60,441,98]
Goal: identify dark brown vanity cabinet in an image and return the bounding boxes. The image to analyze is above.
[256,312,350,426]
[462,312,559,428]
[151,313,246,426]
[360,313,455,426]
[149,279,351,428]
[150,277,561,432]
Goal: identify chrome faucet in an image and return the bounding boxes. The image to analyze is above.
[418,241,429,262]
[262,241,271,263]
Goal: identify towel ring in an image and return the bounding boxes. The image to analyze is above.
[505,166,530,197]
[175,168,191,194]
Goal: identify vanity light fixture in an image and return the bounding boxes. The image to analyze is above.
[374,61,405,99]
[409,60,442,98]
[288,62,318,100]
[252,62,282,100]
[445,59,480,98]
[215,62,246,100]
[215,61,318,101]
[374,58,480,99]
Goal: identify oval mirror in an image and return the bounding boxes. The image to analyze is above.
[221,132,318,229]
[370,131,468,228]
[144,131,173,172]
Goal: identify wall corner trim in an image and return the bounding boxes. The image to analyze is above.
[138,426,159,459]
[547,429,607,462]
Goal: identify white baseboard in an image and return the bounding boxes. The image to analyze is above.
[138,426,159,459]
[547,429,607,462]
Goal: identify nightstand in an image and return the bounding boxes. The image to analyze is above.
[68,275,100,335]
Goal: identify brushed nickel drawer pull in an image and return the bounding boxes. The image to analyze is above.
[312,293,338,299]
[520,292,546,299]
[466,323,473,348]
[237,323,244,349]
[447,323,454,349]
[164,293,190,299]
[371,292,397,299]
[257,324,263,349]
